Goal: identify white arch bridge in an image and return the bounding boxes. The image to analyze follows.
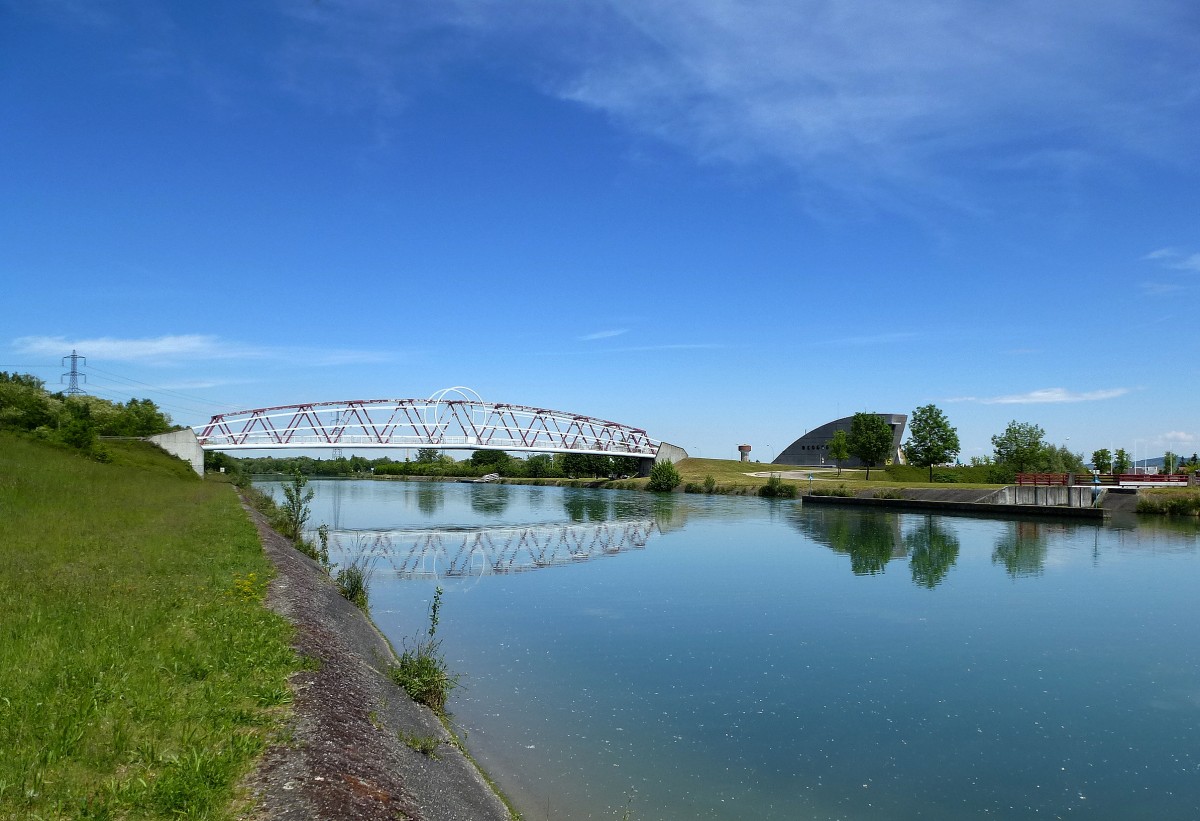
[193,388,683,460]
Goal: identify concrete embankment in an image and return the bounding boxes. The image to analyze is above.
[241,501,513,821]
[802,486,1108,520]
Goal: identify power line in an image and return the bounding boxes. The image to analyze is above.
[84,364,243,412]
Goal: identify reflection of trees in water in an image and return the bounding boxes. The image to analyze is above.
[992,521,1048,577]
[470,484,511,516]
[563,488,611,523]
[903,515,961,588]
[416,484,444,516]
[791,507,903,576]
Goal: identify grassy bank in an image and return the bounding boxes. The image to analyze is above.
[0,433,299,819]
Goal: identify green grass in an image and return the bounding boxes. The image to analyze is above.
[0,432,299,819]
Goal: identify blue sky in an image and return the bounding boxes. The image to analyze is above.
[3,0,1198,463]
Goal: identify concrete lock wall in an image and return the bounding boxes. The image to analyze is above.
[993,485,1094,507]
[147,429,205,477]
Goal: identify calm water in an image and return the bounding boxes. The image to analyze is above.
[268,479,1200,820]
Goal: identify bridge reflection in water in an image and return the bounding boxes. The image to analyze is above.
[331,520,659,579]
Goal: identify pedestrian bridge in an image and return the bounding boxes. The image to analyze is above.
[193,387,675,459]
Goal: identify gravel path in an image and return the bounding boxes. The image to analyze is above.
[240,501,513,821]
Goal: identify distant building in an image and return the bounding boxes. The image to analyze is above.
[773,413,908,467]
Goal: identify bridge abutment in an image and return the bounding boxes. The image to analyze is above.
[639,441,689,477]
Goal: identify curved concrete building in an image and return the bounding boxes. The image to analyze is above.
[773,413,907,467]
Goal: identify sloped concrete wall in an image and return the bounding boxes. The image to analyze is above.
[147,429,204,477]
[638,441,690,477]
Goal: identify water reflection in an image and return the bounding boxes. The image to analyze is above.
[562,487,611,522]
[416,484,444,516]
[332,519,659,578]
[903,515,961,588]
[470,484,511,516]
[991,520,1050,577]
[789,507,904,575]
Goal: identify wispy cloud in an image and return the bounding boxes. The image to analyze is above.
[1143,248,1200,272]
[279,1,1200,207]
[949,387,1130,404]
[536,342,724,356]
[12,335,392,367]
[1159,431,1197,446]
[1140,281,1186,296]
[810,332,918,347]
[578,328,630,341]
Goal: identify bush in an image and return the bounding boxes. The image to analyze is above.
[758,475,797,498]
[683,482,705,493]
[647,460,681,492]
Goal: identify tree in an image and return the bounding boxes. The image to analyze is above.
[525,454,556,477]
[280,472,314,541]
[1113,448,1132,474]
[1164,451,1179,474]
[415,448,441,463]
[827,429,849,477]
[847,412,894,480]
[560,452,589,478]
[903,404,961,482]
[991,421,1046,474]
[470,449,511,470]
[1091,448,1112,473]
[647,460,681,492]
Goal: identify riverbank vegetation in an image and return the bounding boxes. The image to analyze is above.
[0,432,299,819]
[216,447,643,482]
[1136,489,1200,516]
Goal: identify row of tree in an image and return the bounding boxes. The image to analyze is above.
[0,372,174,457]
[225,447,645,480]
[832,404,1193,484]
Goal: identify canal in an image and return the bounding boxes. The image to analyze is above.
[267,479,1200,820]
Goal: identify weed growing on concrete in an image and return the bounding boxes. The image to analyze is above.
[389,587,460,714]
[398,730,442,758]
[336,537,379,611]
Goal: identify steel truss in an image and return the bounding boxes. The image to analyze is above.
[194,396,658,456]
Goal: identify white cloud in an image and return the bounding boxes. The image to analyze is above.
[12,334,392,367]
[1143,248,1200,272]
[578,328,630,341]
[953,387,1131,404]
[1159,431,1197,446]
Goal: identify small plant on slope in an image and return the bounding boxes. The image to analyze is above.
[389,586,460,714]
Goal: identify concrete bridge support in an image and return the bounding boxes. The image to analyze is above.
[638,442,689,477]
[148,429,204,477]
